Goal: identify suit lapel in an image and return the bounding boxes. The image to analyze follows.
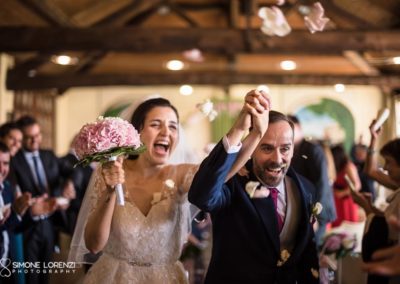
[251,197,280,254]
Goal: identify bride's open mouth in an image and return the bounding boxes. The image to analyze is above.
[154,140,170,155]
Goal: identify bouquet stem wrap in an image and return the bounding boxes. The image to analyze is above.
[109,156,124,206]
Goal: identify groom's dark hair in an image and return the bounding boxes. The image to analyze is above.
[130,98,179,132]
[269,110,295,133]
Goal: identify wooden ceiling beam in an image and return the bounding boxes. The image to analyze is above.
[7,72,400,90]
[1,27,400,54]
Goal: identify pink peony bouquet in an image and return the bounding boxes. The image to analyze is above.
[73,116,145,206]
[73,116,145,167]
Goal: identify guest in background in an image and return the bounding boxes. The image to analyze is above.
[330,144,361,227]
[59,136,94,235]
[11,115,74,284]
[0,122,23,157]
[0,142,31,283]
[352,121,400,284]
[363,216,400,277]
[0,122,30,284]
[289,115,336,245]
[351,141,377,201]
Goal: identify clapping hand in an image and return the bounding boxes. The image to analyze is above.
[30,194,58,216]
[12,191,32,216]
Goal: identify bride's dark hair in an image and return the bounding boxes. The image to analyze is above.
[130,98,179,131]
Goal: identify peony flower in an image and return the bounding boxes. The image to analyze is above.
[73,116,145,206]
[304,2,330,34]
[258,6,291,37]
[73,116,145,167]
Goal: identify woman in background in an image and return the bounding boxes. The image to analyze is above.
[331,144,361,227]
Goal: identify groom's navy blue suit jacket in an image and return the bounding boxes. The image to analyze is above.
[189,141,320,284]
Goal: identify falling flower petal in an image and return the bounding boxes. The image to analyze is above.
[196,99,219,121]
[183,48,204,62]
[276,0,285,6]
[304,2,330,34]
[259,6,291,37]
[164,179,175,189]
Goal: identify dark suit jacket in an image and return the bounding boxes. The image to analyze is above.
[291,139,336,223]
[188,141,319,284]
[1,181,21,233]
[11,149,67,232]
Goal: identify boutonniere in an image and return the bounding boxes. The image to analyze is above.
[277,249,290,267]
[310,202,323,224]
[245,181,271,199]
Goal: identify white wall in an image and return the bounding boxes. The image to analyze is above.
[231,84,385,145]
[55,84,386,157]
[55,85,226,156]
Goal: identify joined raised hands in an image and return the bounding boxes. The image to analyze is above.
[245,89,271,136]
[235,89,271,135]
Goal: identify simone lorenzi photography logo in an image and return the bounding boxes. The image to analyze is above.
[0,259,78,277]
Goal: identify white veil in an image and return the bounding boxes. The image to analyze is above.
[68,95,200,264]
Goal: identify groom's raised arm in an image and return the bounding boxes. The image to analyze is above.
[189,90,270,212]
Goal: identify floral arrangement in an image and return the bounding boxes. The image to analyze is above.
[73,116,145,167]
[320,232,357,260]
[73,116,145,206]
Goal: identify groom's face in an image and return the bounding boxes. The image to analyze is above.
[252,120,294,187]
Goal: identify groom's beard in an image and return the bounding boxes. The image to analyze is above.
[253,161,287,187]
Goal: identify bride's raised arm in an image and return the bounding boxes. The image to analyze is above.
[84,157,124,254]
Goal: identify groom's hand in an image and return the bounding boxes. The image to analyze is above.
[245,89,270,137]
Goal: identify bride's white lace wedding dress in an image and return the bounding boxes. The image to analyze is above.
[72,166,194,284]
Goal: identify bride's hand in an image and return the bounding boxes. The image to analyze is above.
[101,157,125,189]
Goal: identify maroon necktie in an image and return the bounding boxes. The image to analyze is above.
[270,188,284,232]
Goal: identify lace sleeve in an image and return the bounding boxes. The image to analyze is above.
[68,167,105,263]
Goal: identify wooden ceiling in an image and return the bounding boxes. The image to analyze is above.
[1,0,400,93]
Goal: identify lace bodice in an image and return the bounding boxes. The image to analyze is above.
[69,164,197,284]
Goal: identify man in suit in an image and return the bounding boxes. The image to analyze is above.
[0,142,31,282]
[289,115,336,246]
[11,115,74,284]
[189,109,319,284]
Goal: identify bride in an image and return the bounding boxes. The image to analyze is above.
[68,90,270,283]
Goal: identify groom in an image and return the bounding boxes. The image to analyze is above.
[189,109,319,284]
